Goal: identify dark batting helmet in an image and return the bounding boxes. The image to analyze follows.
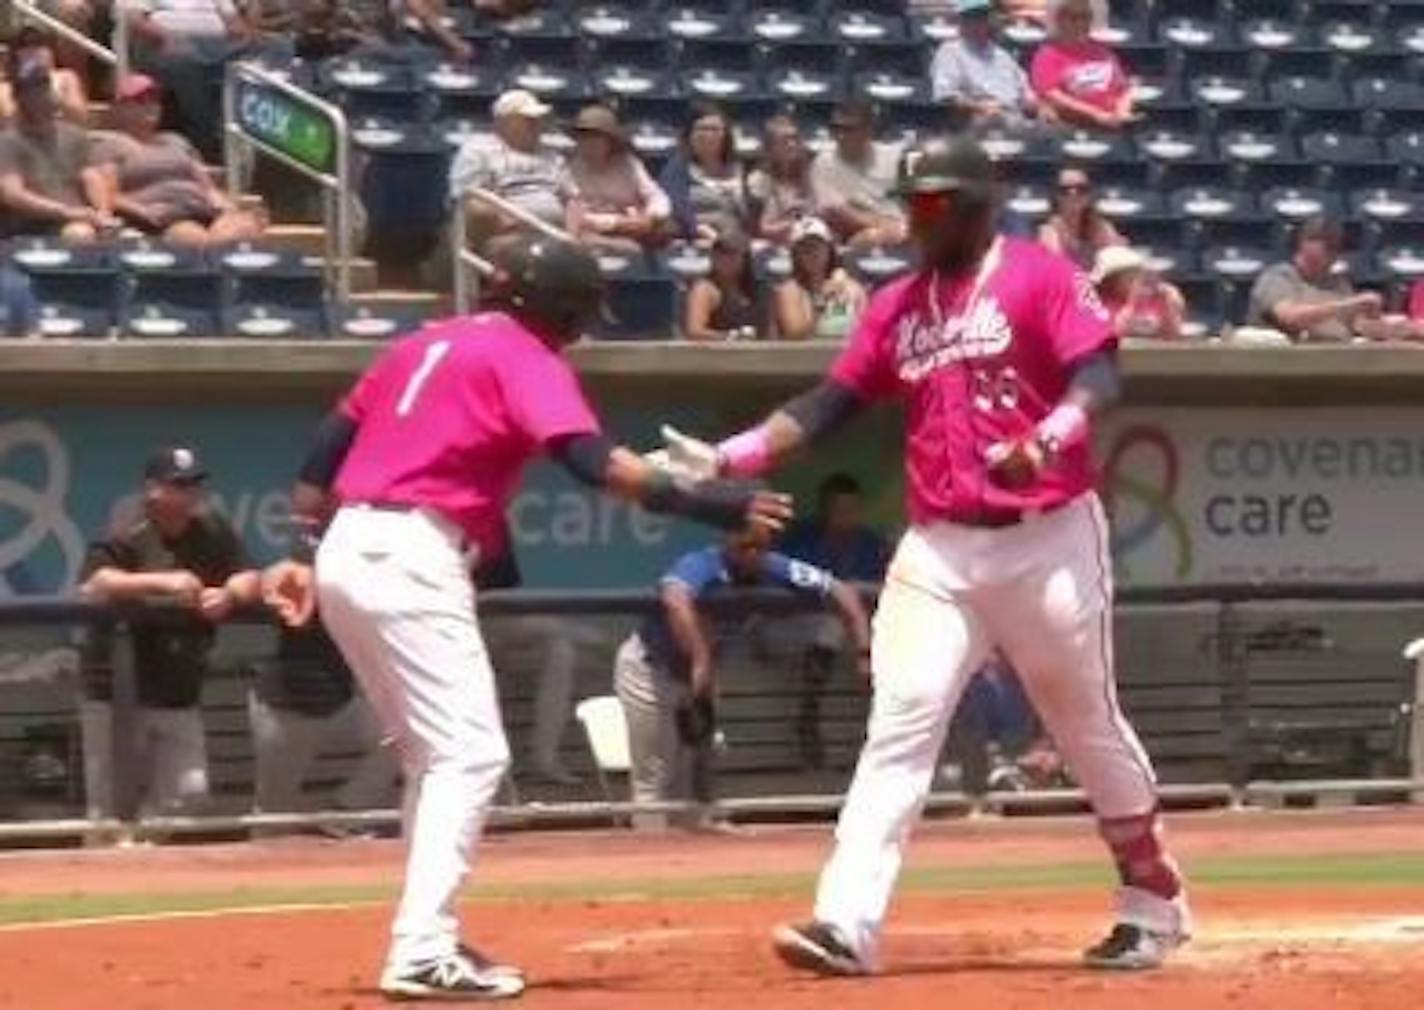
[895,133,997,212]
[488,235,607,341]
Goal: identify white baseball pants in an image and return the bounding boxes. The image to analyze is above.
[813,493,1183,964]
[80,699,209,820]
[316,505,510,970]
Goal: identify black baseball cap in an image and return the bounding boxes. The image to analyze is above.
[144,446,209,484]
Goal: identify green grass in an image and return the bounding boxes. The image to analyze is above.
[1,851,1422,928]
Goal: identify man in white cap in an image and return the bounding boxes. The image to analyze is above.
[450,88,574,254]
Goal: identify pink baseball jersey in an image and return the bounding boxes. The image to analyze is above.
[334,312,600,560]
[1029,40,1130,114]
[830,236,1114,525]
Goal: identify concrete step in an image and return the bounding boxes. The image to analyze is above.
[265,224,329,257]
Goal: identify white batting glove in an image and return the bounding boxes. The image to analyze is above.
[660,425,721,481]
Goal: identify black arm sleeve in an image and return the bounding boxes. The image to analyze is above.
[297,411,360,490]
[1067,350,1122,409]
[549,432,617,488]
[644,471,759,530]
[781,379,868,444]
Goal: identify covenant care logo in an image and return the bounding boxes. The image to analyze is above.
[1102,425,1192,580]
[0,420,86,595]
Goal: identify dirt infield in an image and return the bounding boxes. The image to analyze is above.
[0,808,1422,1009]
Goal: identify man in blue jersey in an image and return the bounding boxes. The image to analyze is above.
[613,527,871,831]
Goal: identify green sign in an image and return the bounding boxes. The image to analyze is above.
[236,80,337,175]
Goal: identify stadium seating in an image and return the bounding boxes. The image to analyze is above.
[12,0,1424,340]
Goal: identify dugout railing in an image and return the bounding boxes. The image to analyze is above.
[0,585,1421,843]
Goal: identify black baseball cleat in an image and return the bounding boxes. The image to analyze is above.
[1083,923,1185,971]
[380,948,526,1001]
[772,921,869,976]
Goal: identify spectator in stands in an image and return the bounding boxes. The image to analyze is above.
[930,0,1044,134]
[811,99,907,249]
[124,0,291,159]
[772,216,867,341]
[1038,165,1125,270]
[1029,0,1136,131]
[0,25,89,124]
[658,102,751,244]
[565,103,670,256]
[35,1,111,82]
[1092,246,1187,341]
[474,0,538,19]
[683,226,767,342]
[94,73,265,247]
[78,446,261,827]
[613,528,869,831]
[0,54,116,240]
[450,88,572,254]
[777,472,887,770]
[1247,216,1394,343]
[747,115,815,246]
[0,265,37,337]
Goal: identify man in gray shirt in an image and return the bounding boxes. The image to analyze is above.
[1246,216,1386,343]
[930,0,1043,133]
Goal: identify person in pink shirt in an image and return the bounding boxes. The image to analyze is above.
[657,134,1191,976]
[1030,0,1137,131]
[262,236,790,1001]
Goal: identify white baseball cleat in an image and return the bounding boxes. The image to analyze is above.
[1082,922,1187,971]
[772,921,871,976]
[379,947,526,1001]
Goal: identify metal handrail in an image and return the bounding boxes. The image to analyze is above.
[13,0,128,78]
[451,184,576,313]
[222,61,353,301]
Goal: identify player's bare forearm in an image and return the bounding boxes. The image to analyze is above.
[661,583,714,694]
[224,569,263,607]
[829,579,873,658]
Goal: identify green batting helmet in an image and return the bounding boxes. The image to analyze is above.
[895,133,996,199]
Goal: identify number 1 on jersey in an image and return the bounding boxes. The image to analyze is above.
[396,340,451,417]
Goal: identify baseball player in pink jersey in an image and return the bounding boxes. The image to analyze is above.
[660,134,1191,973]
[263,236,791,1001]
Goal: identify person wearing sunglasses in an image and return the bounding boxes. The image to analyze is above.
[654,133,1192,976]
[1038,166,1126,271]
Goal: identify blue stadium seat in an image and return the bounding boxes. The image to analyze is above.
[747,7,820,45]
[1385,129,1424,170]
[121,268,223,339]
[661,5,743,42]
[1269,76,1362,134]
[1174,275,1224,335]
[1187,75,1264,109]
[1351,186,1424,222]
[493,6,575,43]
[844,40,928,76]
[855,69,930,106]
[1233,158,1318,193]
[906,6,956,45]
[1130,218,1193,259]
[1138,128,1214,163]
[845,244,916,286]
[593,64,676,103]
[828,9,906,44]
[677,36,758,72]
[1155,0,1224,20]
[502,61,592,101]
[1004,184,1052,225]
[767,66,844,104]
[1209,102,1290,137]
[592,252,676,340]
[225,302,327,340]
[333,301,428,341]
[1201,244,1270,283]
[1259,186,1346,222]
[1300,131,1394,188]
[1356,78,1424,135]
[217,243,326,314]
[1174,46,1253,83]
[9,239,118,338]
[1375,244,1424,281]
[681,65,764,103]
[1056,130,1137,165]
[1158,16,1235,49]
[574,4,658,40]
[1239,19,1317,51]
[424,63,502,120]
[1319,20,1388,55]
[585,34,675,74]
[1096,185,1165,220]
[1170,186,1257,222]
[1220,130,1297,165]
[325,59,427,121]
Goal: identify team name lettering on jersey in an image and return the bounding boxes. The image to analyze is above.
[894,296,1015,382]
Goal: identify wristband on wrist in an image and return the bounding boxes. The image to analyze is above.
[716,425,773,478]
[1034,402,1089,458]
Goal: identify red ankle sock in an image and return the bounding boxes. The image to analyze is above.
[1098,810,1183,901]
